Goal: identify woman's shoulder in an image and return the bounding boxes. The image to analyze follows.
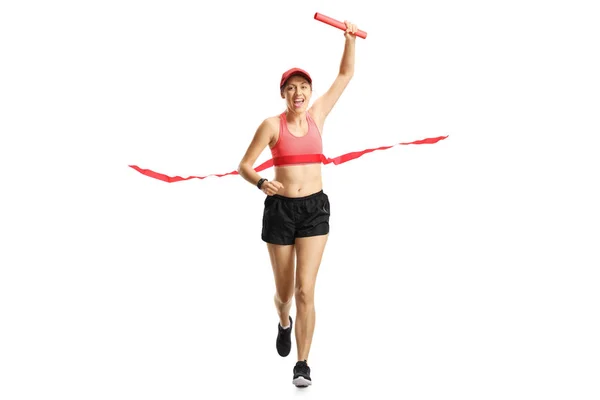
[259,114,281,131]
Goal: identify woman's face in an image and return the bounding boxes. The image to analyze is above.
[281,75,312,112]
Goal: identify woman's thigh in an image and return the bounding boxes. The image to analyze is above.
[267,243,296,300]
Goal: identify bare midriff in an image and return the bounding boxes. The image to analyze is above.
[273,163,322,197]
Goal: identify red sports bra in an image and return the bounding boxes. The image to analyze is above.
[270,111,323,166]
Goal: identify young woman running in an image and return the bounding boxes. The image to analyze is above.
[237,20,358,387]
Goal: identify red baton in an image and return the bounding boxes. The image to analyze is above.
[314,12,367,39]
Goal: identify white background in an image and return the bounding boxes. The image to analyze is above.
[1,0,599,399]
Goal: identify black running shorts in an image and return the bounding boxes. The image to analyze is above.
[261,190,330,245]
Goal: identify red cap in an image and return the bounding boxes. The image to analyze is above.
[280,67,312,89]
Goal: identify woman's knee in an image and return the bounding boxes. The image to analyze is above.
[294,285,315,306]
[275,291,293,305]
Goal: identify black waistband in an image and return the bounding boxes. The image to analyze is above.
[270,189,324,201]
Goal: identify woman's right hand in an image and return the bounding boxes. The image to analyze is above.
[262,180,284,196]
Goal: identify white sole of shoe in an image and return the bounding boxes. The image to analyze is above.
[293,376,312,387]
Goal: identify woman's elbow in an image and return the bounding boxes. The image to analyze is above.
[237,162,249,176]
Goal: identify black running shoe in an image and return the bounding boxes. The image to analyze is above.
[293,360,312,387]
[276,316,293,357]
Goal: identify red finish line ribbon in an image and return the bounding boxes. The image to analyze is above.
[129,135,448,183]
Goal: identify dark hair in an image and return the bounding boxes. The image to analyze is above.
[280,74,312,94]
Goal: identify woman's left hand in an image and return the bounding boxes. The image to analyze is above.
[344,20,358,39]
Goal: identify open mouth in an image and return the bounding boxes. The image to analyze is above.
[293,99,305,107]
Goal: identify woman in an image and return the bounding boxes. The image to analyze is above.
[237,20,358,387]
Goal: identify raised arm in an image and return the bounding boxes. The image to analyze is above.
[309,21,358,124]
